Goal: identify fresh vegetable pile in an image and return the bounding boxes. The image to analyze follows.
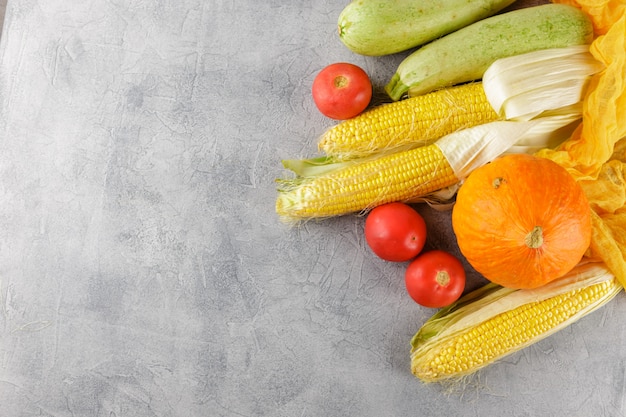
[276,0,626,384]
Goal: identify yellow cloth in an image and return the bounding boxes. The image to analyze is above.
[538,1,626,285]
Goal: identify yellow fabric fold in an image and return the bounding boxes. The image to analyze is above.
[579,162,626,284]
[537,13,626,178]
[537,1,626,285]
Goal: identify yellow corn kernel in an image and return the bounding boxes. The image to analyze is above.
[411,278,621,383]
[319,82,500,160]
[276,143,457,223]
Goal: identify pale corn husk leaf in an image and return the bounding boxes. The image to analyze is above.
[504,118,581,155]
[436,113,581,180]
[405,184,460,211]
[483,45,604,121]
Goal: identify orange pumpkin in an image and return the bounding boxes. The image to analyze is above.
[451,153,591,289]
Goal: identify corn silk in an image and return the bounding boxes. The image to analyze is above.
[536,0,626,286]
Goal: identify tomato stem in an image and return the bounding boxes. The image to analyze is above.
[334,75,348,89]
[436,270,450,287]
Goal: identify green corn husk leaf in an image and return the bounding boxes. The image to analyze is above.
[281,156,344,178]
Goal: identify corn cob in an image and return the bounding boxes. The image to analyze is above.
[410,263,622,383]
[319,82,500,160]
[277,113,582,223]
[276,143,458,223]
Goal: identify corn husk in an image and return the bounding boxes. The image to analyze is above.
[411,263,622,383]
[483,45,604,121]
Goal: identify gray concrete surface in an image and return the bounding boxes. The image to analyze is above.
[1,0,625,416]
[0,0,6,37]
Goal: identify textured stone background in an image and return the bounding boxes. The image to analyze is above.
[0,1,6,32]
[1,1,626,416]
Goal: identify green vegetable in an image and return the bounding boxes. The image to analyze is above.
[385,4,594,101]
[337,0,516,56]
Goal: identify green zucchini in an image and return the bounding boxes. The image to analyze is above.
[337,0,516,56]
[385,4,594,101]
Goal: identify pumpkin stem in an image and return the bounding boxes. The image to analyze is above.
[436,271,450,287]
[525,226,544,249]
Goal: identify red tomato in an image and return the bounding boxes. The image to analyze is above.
[405,250,466,308]
[312,62,372,120]
[364,202,427,262]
